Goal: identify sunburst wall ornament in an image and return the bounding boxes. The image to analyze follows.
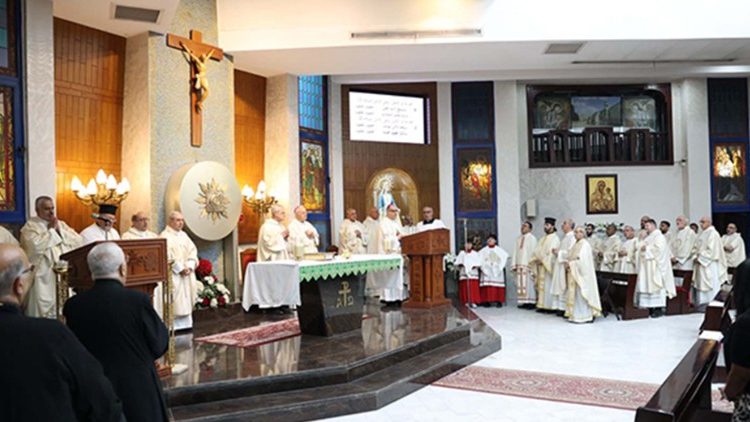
[195,178,231,221]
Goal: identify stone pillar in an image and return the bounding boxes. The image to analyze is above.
[264,74,299,212]
[680,78,711,221]
[437,82,455,253]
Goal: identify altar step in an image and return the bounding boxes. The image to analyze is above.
[167,319,501,421]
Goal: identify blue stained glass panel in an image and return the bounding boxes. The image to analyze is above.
[298,75,325,132]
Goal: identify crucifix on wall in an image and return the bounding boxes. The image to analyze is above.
[166,30,224,147]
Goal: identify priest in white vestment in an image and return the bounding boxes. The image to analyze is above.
[670,216,697,271]
[415,206,447,232]
[512,221,537,308]
[160,211,199,330]
[479,235,509,307]
[373,204,406,304]
[635,219,675,317]
[722,223,746,268]
[660,220,674,245]
[599,224,622,272]
[287,205,319,257]
[693,216,729,306]
[551,219,576,313]
[362,207,380,295]
[455,241,481,307]
[20,196,83,318]
[0,225,18,245]
[615,226,639,274]
[585,224,603,267]
[564,227,602,323]
[530,217,560,311]
[339,208,366,254]
[80,204,121,244]
[257,205,291,262]
[122,211,162,317]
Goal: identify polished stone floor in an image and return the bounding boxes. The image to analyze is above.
[326,305,706,422]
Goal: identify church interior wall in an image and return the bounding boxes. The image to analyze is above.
[263,73,300,213]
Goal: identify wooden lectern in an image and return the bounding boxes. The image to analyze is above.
[401,228,451,308]
[60,239,168,298]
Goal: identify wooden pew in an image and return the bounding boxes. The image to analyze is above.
[597,271,649,320]
[635,338,730,422]
[669,270,694,315]
[700,287,733,334]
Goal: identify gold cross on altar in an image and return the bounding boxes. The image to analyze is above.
[166,30,224,147]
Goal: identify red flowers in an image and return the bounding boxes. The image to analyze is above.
[196,259,213,279]
[202,297,210,306]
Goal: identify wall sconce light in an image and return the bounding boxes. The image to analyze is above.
[241,180,277,215]
[70,169,130,209]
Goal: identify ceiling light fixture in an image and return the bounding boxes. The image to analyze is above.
[351,28,482,40]
[544,42,585,54]
[572,58,736,65]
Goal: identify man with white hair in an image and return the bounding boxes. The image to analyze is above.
[0,244,123,421]
[599,224,622,272]
[635,218,676,317]
[20,196,82,318]
[722,223,746,268]
[616,225,639,274]
[670,215,697,271]
[160,211,199,330]
[363,207,380,254]
[64,242,169,422]
[257,204,290,262]
[693,216,729,307]
[288,205,319,256]
[415,206,447,232]
[122,211,158,239]
[339,208,366,254]
[550,218,576,315]
[80,204,121,244]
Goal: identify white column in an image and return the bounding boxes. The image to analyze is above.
[494,81,523,252]
[681,78,711,221]
[264,74,300,212]
[437,82,455,253]
[329,80,344,246]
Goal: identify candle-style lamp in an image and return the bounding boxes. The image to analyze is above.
[241,180,278,215]
[70,169,131,209]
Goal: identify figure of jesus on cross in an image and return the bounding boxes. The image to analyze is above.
[181,43,214,112]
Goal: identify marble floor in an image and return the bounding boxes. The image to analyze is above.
[325,306,706,422]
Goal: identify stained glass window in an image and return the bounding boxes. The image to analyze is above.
[0,87,14,211]
[0,0,15,75]
[298,75,325,133]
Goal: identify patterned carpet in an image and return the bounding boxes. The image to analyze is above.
[196,317,300,348]
[434,366,734,413]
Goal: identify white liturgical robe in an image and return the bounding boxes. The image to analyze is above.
[373,217,405,301]
[20,217,82,318]
[512,233,537,305]
[121,227,158,240]
[479,245,509,287]
[288,219,319,255]
[722,233,746,268]
[551,231,576,311]
[455,250,480,279]
[80,223,120,245]
[587,235,603,268]
[693,226,728,306]
[257,219,290,262]
[670,227,697,271]
[339,219,366,254]
[376,217,402,255]
[530,232,560,310]
[615,238,639,274]
[415,219,447,233]
[565,239,602,323]
[636,230,676,308]
[363,217,379,254]
[0,225,18,245]
[160,226,198,330]
[599,234,622,272]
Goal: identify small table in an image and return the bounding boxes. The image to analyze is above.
[243,255,403,336]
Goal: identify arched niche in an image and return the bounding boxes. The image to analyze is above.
[365,168,419,224]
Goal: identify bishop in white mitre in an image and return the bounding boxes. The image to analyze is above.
[599,224,622,272]
[615,226,639,274]
[692,216,728,306]
[478,234,510,306]
[551,219,576,313]
[339,208,366,255]
[122,211,163,316]
[160,211,199,330]
[670,215,697,271]
[288,205,319,257]
[635,219,676,315]
[80,204,121,244]
[511,221,537,307]
[373,204,406,303]
[0,225,18,245]
[530,217,560,311]
[257,205,291,262]
[722,223,746,268]
[20,196,82,318]
[564,227,603,323]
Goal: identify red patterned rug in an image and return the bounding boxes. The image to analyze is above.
[196,318,300,348]
[434,366,734,413]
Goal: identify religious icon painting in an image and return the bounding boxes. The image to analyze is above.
[533,95,571,130]
[571,96,622,128]
[457,148,494,213]
[585,174,618,215]
[300,140,327,212]
[712,142,748,206]
[622,96,657,131]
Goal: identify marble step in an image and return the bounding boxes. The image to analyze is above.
[170,322,501,421]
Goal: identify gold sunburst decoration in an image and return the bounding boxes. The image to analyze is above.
[195,178,231,222]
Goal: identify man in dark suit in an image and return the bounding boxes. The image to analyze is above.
[64,242,170,422]
[0,244,123,421]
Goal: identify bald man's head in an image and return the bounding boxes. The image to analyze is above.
[168,211,185,231]
[0,244,32,307]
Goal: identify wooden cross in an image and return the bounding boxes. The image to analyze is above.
[166,30,224,147]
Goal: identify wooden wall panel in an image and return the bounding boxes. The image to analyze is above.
[54,19,125,232]
[341,83,440,222]
[234,70,266,243]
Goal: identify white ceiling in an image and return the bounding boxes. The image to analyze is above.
[53,0,750,82]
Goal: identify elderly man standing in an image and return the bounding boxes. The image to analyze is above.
[288,205,319,257]
[564,226,603,323]
[64,242,169,422]
[636,219,675,317]
[20,196,82,318]
[339,208,366,254]
[616,225,639,274]
[693,216,729,306]
[258,204,291,262]
[122,211,158,240]
[671,215,697,271]
[512,221,537,308]
[722,223,746,268]
[363,207,380,254]
[551,218,576,315]
[0,244,123,421]
[415,206,447,232]
[374,204,406,305]
[80,204,121,244]
[599,224,622,272]
[160,211,198,330]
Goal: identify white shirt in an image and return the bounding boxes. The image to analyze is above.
[121,227,158,239]
[80,223,120,244]
[415,219,447,233]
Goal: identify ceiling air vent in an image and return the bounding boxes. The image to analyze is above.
[544,42,584,54]
[113,4,161,23]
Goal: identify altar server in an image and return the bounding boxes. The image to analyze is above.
[339,208,366,254]
[257,204,290,262]
[693,216,729,307]
[723,223,746,268]
[616,225,639,274]
[122,211,158,240]
[160,211,198,330]
[455,241,481,307]
[599,224,622,272]
[512,221,537,308]
[564,227,603,323]
[288,205,319,256]
[550,218,576,314]
[479,235,509,307]
[530,217,560,311]
[80,204,121,244]
[635,219,675,317]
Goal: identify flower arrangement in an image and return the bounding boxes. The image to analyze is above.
[194,258,231,309]
[443,253,456,273]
